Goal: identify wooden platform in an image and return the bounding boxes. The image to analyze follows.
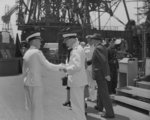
[0,73,150,120]
[113,86,150,116]
[116,86,150,99]
[112,95,150,113]
[136,81,150,90]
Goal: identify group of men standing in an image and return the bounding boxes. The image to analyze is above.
[22,31,118,120]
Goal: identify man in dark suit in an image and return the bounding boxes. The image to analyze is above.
[87,33,115,118]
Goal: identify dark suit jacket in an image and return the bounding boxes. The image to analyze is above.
[91,43,110,80]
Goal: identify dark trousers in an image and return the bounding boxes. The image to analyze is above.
[108,64,118,94]
[112,70,118,94]
[84,85,89,99]
[96,79,114,116]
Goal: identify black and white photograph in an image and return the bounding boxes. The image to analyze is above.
[0,0,150,120]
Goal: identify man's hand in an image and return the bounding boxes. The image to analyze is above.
[59,63,64,71]
[59,63,67,73]
[62,67,67,73]
[105,76,111,81]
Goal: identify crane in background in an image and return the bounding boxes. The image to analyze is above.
[1,0,149,60]
[0,4,18,59]
[1,4,18,40]
[15,0,134,39]
[1,0,149,39]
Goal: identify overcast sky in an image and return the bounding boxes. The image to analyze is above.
[0,0,145,40]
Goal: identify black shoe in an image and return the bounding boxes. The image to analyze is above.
[101,114,115,118]
[94,105,98,110]
[85,112,87,116]
[94,105,103,112]
[85,103,87,108]
[63,101,71,107]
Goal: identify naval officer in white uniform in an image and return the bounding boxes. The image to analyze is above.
[61,33,88,120]
[22,32,63,120]
[84,35,96,101]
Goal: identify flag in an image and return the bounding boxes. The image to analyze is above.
[15,33,23,57]
[15,33,23,74]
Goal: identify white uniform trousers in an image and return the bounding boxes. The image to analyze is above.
[24,86,44,120]
[70,86,86,120]
[86,70,97,101]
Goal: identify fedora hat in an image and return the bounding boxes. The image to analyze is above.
[86,35,92,39]
[90,33,102,41]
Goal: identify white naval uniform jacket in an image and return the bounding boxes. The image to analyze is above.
[22,46,60,86]
[66,41,88,87]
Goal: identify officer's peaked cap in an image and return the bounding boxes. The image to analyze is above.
[26,32,43,42]
[62,33,77,43]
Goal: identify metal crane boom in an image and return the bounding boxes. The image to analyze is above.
[1,4,18,24]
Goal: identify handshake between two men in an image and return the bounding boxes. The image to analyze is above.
[58,62,111,81]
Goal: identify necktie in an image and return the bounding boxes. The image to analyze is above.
[67,49,72,62]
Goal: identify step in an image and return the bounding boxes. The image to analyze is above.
[111,95,150,115]
[116,86,150,99]
[136,81,150,90]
